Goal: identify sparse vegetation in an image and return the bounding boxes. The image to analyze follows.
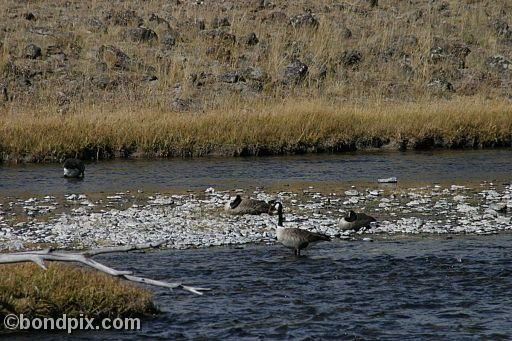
[0,0,511,161]
[0,262,156,329]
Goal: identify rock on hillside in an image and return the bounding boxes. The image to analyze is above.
[0,0,511,109]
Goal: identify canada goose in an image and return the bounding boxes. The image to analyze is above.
[273,202,330,256]
[338,210,376,231]
[63,158,85,178]
[224,195,276,215]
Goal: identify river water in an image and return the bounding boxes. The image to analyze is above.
[1,149,511,195]
[2,149,512,339]
[10,235,512,340]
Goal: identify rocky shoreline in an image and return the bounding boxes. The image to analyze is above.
[1,182,511,252]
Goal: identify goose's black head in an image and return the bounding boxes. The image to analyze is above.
[229,195,242,209]
[345,210,357,222]
[273,202,284,226]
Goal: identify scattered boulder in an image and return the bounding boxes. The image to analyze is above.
[86,17,107,33]
[90,75,118,90]
[486,55,512,72]
[341,49,362,68]
[290,12,319,29]
[256,0,275,10]
[127,26,158,43]
[23,12,36,21]
[242,66,267,82]
[160,31,178,49]
[427,78,454,96]
[364,0,378,8]
[104,9,143,26]
[430,41,470,68]
[220,71,244,83]
[16,77,32,88]
[97,45,134,70]
[56,91,69,105]
[437,1,450,16]
[188,72,215,87]
[430,47,449,64]
[200,29,236,44]
[24,44,42,59]
[399,57,414,77]
[493,18,512,45]
[242,32,259,46]
[449,44,471,68]
[281,60,308,85]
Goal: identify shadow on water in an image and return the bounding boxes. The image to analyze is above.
[63,177,84,183]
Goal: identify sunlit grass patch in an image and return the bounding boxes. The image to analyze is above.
[1,97,510,161]
[0,262,156,323]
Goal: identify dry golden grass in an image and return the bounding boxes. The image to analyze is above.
[0,263,156,320]
[0,0,511,160]
[1,97,510,161]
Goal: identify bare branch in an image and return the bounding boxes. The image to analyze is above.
[0,241,209,295]
[83,240,168,256]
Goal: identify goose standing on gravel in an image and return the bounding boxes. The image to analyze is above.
[273,202,330,256]
[338,210,375,231]
[63,158,85,178]
[224,195,276,215]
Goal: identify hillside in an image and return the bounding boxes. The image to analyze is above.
[1,0,511,161]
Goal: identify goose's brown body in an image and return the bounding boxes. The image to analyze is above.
[274,202,330,256]
[338,210,376,231]
[224,195,275,215]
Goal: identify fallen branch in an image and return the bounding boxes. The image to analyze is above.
[0,240,210,295]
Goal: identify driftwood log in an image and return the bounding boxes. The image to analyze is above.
[0,240,210,295]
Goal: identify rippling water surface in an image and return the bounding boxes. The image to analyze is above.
[3,150,512,340]
[13,234,512,340]
[1,149,511,195]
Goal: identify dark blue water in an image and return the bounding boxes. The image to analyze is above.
[3,150,512,339]
[1,149,511,195]
[12,234,512,340]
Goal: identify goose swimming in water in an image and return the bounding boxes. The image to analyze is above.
[338,210,376,231]
[273,202,330,256]
[63,158,85,178]
[224,195,276,215]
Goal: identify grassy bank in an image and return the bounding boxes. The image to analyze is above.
[0,262,156,331]
[1,0,512,162]
[1,97,511,162]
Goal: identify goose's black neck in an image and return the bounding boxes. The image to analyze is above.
[277,203,283,227]
[230,195,242,209]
